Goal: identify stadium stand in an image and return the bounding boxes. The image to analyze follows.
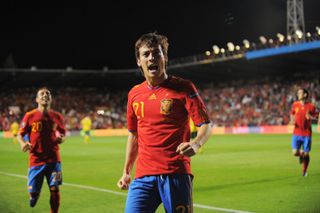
[1,71,319,131]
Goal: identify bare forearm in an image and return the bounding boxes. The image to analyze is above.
[17,135,26,146]
[190,123,211,149]
[289,115,295,125]
[123,132,139,175]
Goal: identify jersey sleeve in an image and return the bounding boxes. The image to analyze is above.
[127,91,137,132]
[56,113,67,135]
[19,114,30,137]
[184,81,210,127]
[310,104,317,117]
[291,103,296,115]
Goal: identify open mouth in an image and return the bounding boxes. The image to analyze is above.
[148,64,158,73]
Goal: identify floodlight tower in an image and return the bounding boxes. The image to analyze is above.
[287,0,305,43]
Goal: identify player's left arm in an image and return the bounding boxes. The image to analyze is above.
[306,105,318,121]
[176,80,211,157]
[56,113,66,144]
[176,123,211,157]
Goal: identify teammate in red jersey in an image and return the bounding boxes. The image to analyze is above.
[117,32,212,212]
[18,87,66,213]
[290,88,320,176]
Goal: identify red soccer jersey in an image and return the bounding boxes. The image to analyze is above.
[19,109,66,167]
[127,75,210,178]
[291,101,316,136]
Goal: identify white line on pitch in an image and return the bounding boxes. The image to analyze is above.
[0,171,254,213]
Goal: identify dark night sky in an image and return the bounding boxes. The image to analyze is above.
[1,1,320,70]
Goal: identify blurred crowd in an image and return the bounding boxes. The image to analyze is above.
[1,76,319,131]
[0,87,127,131]
[201,77,320,127]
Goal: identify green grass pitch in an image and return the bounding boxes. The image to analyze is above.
[1,134,320,213]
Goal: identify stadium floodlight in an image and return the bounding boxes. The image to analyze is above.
[316,26,320,35]
[30,66,37,71]
[220,48,225,54]
[276,33,285,42]
[227,42,235,52]
[259,36,267,45]
[306,32,311,38]
[235,45,240,51]
[212,45,220,54]
[268,39,274,44]
[97,110,104,115]
[242,39,250,49]
[205,51,211,56]
[295,30,303,39]
[287,35,292,41]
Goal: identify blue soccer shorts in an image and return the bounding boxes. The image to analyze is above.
[125,174,193,213]
[292,135,312,153]
[28,162,62,193]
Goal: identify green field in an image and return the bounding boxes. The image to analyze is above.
[1,134,320,213]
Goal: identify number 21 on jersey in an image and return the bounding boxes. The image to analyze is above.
[133,101,144,119]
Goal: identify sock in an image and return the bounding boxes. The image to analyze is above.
[302,155,310,175]
[13,138,17,144]
[84,135,89,143]
[50,190,60,213]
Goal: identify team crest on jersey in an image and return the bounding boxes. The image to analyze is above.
[160,98,173,115]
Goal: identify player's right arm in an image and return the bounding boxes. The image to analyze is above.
[117,131,138,190]
[17,114,32,152]
[289,103,296,125]
[17,135,32,152]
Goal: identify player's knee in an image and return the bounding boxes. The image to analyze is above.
[30,192,40,198]
[50,186,59,192]
[292,150,300,156]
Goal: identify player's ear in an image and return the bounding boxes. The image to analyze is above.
[35,92,39,103]
[136,58,141,67]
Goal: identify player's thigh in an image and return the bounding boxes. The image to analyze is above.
[302,136,312,153]
[45,162,62,190]
[28,165,46,193]
[125,176,161,213]
[292,135,302,152]
[158,174,193,213]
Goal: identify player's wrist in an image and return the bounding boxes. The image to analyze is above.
[190,142,201,153]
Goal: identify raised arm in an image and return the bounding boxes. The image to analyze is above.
[117,131,139,190]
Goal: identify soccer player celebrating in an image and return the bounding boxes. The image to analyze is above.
[18,87,66,213]
[117,32,212,212]
[290,88,319,176]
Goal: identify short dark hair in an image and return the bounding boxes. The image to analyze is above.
[135,32,169,64]
[36,87,51,97]
[297,88,309,99]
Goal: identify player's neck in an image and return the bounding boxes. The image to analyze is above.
[146,73,168,87]
[299,99,306,105]
[38,105,50,113]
